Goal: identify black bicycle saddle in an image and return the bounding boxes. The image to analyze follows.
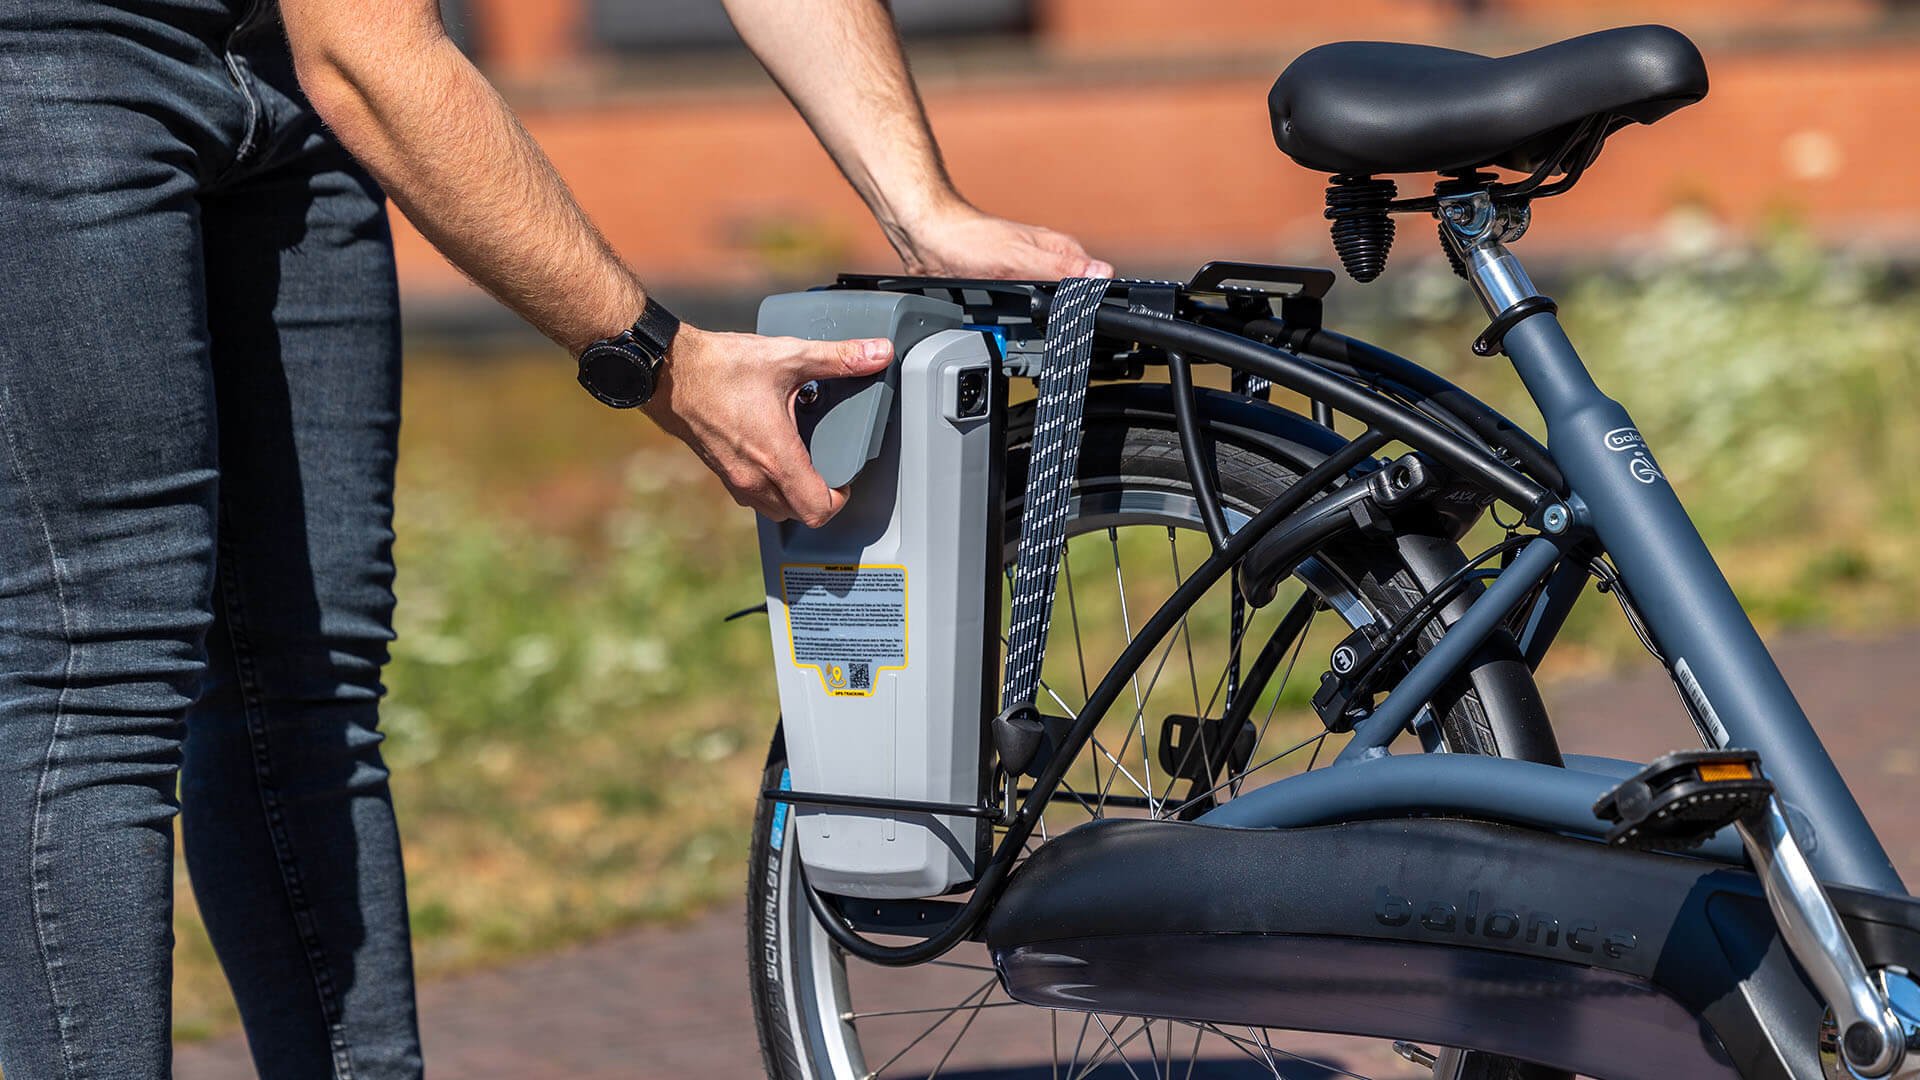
[1269,25,1708,176]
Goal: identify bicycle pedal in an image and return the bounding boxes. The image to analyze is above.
[1592,748,1773,852]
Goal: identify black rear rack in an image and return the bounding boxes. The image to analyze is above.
[830,260,1332,336]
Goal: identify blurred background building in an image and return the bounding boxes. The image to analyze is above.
[405,0,1920,335]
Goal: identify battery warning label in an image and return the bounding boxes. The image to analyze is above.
[781,564,908,697]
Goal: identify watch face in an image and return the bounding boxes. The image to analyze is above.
[579,342,656,408]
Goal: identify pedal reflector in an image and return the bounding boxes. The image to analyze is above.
[1696,760,1755,783]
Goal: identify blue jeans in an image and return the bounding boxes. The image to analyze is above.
[0,2,423,1076]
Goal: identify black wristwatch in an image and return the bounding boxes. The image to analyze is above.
[576,297,681,409]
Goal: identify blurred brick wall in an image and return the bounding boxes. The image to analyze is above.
[394,1,1920,305]
[1035,0,1459,53]
[1035,0,1884,53]
[455,0,1895,69]
[464,0,586,81]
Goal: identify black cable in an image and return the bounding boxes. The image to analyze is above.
[1589,554,1665,663]
[1165,350,1231,549]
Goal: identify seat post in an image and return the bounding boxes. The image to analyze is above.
[1436,189,1541,317]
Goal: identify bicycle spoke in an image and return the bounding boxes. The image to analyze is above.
[1235,606,1318,797]
[1175,1022,1275,1072]
[1052,1010,1062,1080]
[1159,603,1319,812]
[1142,1016,1166,1080]
[1072,554,1104,800]
[1168,529,1204,719]
[924,960,996,974]
[1248,1027,1286,1077]
[846,1000,1024,1021]
[1196,583,1276,724]
[1154,582,1307,810]
[1093,626,1193,816]
[1181,1022,1204,1080]
[1033,775,1103,829]
[1254,1025,1377,1080]
[1164,727,1330,819]
[1109,528,1157,811]
[1087,1015,1152,1080]
[1074,1016,1154,1080]
[862,977,997,1079]
[1160,531,1216,814]
[1179,1021,1378,1080]
[996,627,1158,813]
[1064,548,1092,700]
[922,982,998,1080]
[1068,1011,1093,1079]
[1092,724,1151,815]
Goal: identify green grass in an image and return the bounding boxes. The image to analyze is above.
[170,235,1920,1038]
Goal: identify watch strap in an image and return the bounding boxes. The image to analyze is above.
[630,296,681,359]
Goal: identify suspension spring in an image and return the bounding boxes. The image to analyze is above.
[1323,175,1398,283]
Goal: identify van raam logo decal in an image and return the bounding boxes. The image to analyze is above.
[1602,427,1645,452]
[1603,426,1665,484]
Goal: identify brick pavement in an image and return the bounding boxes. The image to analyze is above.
[176,628,1920,1078]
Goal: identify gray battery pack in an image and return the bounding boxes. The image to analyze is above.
[755,291,996,899]
[758,290,964,489]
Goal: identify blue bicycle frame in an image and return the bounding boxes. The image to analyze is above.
[1346,191,1904,895]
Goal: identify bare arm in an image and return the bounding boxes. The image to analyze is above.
[281,1,640,354]
[722,0,1112,279]
[279,0,892,526]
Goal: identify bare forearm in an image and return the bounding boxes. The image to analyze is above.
[277,0,1101,531]
[722,0,963,255]
[285,8,643,353]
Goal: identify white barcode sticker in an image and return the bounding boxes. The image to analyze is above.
[1673,657,1730,747]
[781,564,908,697]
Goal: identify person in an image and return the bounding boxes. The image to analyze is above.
[0,0,1108,1075]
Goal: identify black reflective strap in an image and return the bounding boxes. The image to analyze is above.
[1001,277,1111,718]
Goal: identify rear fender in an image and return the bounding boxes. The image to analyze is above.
[988,815,1920,1079]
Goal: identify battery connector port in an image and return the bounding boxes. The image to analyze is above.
[955,368,989,419]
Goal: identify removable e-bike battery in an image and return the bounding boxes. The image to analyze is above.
[755,291,997,899]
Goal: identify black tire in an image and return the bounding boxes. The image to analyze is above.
[748,400,1566,1079]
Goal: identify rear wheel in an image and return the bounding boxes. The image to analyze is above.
[748,400,1566,1079]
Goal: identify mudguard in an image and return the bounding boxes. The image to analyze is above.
[986,816,1920,1079]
